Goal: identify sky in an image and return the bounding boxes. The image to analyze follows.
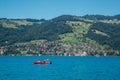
[0,0,120,19]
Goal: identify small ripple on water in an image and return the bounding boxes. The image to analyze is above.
[4,73,11,77]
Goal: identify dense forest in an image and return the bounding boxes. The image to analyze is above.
[0,14,120,56]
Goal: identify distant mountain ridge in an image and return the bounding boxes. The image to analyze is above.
[0,14,120,56]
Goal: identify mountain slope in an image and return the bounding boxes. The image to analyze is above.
[0,15,120,56]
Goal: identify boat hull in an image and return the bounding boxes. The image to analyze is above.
[33,61,51,64]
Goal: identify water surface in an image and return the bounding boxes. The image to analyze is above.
[0,56,120,80]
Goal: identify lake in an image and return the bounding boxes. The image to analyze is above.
[0,56,120,80]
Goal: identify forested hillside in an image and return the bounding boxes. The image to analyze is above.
[0,14,120,56]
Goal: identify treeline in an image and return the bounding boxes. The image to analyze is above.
[82,14,120,20]
[0,18,73,46]
[86,22,120,50]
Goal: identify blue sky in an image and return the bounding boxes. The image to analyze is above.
[0,0,120,19]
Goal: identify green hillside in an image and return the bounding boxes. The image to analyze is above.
[0,15,120,56]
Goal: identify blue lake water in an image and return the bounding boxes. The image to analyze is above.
[0,56,120,80]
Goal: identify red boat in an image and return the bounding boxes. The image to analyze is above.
[33,61,51,64]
